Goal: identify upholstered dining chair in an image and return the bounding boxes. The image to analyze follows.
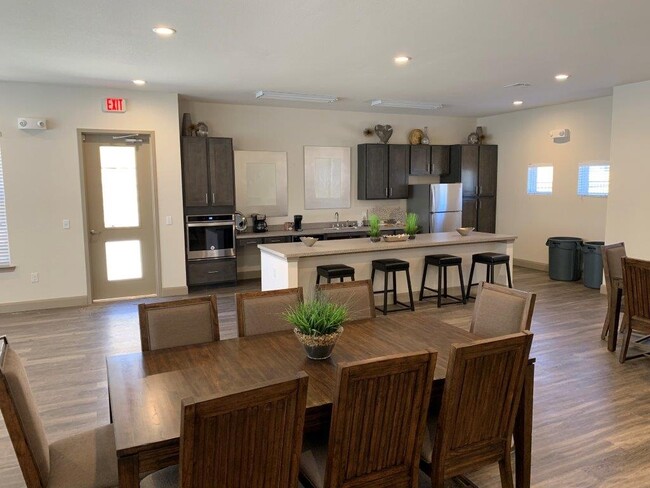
[601,242,627,342]
[317,279,376,321]
[236,287,303,337]
[0,336,118,488]
[469,282,536,338]
[299,351,437,488]
[420,332,533,488]
[141,372,309,488]
[138,295,219,351]
[619,257,650,363]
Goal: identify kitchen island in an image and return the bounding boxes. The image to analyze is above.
[258,232,517,297]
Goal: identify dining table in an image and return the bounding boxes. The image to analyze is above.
[106,310,535,488]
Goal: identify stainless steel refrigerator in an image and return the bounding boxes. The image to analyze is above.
[407,183,463,233]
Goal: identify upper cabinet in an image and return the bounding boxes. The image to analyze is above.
[409,145,450,176]
[182,136,235,214]
[358,144,409,199]
[442,144,498,232]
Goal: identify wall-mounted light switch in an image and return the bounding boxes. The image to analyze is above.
[165,216,173,225]
[63,219,70,229]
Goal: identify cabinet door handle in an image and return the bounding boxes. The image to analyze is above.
[389,187,393,197]
[205,193,209,204]
[479,186,482,196]
[427,162,431,174]
[207,270,220,274]
[385,188,389,198]
[212,193,215,204]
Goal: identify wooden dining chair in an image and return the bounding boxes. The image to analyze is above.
[299,350,438,488]
[601,242,627,341]
[469,282,536,338]
[0,336,118,488]
[421,332,533,488]
[141,372,309,488]
[317,279,376,321]
[138,295,219,351]
[236,287,303,337]
[619,257,650,363]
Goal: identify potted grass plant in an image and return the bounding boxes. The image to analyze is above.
[404,212,419,239]
[368,214,382,243]
[284,293,348,360]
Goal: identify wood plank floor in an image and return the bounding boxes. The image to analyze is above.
[1,267,649,487]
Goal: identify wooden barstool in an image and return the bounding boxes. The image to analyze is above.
[419,254,466,307]
[465,252,513,300]
[316,264,355,284]
[371,259,415,315]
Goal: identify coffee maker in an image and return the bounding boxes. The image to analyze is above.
[251,214,268,233]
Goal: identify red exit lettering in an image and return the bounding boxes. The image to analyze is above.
[103,98,126,113]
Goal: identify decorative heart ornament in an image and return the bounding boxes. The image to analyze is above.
[374,124,393,144]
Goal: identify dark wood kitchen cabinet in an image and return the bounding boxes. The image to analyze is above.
[409,145,450,176]
[442,144,498,232]
[358,144,409,199]
[181,136,235,215]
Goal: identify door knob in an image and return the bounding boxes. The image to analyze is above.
[89,229,102,235]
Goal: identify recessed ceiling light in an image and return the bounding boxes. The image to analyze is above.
[132,79,146,86]
[255,90,338,103]
[555,73,570,81]
[503,82,532,88]
[371,99,444,110]
[513,100,524,106]
[152,26,176,37]
[394,56,412,65]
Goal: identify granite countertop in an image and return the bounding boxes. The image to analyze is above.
[236,225,404,240]
[257,232,517,259]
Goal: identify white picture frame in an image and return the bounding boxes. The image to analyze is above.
[303,146,351,209]
[235,151,288,217]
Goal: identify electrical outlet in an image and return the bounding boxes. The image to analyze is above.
[30,272,39,283]
[63,219,70,229]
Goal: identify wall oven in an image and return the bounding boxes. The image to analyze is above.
[185,214,236,260]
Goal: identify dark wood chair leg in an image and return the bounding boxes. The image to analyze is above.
[405,269,415,311]
[619,325,633,363]
[419,263,428,301]
[608,288,623,352]
[499,454,515,488]
[383,271,389,315]
[392,271,398,305]
[437,264,443,308]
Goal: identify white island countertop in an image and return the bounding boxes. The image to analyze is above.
[257,232,517,260]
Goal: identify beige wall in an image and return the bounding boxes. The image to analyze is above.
[0,82,186,309]
[605,80,650,259]
[478,97,612,265]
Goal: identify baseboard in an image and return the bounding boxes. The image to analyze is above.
[161,286,189,297]
[514,258,548,272]
[0,295,88,314]
[237,270,261,280]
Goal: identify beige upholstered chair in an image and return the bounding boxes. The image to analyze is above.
[141,373,309,488]
[0,336,118,488]
[421,332,533,488]
[469,282,536,338]
[601,242,627,341]
[138,295,219,351]
[236,287,303,337]
[317,279,376,321]
[300,351,437,488]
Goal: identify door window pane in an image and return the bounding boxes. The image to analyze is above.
[100,146,140,228]
[105,240,143,281]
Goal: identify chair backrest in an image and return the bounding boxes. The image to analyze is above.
[622,257,650,326]
[317,280,376,321]
[470,282,536,338]
[138,295,219,351]
[0,336,50,488]
[236,288,303,337]
[323,351,437,488]
[603,242,626,286]
[430,332,533,481]
[179,372,309,488]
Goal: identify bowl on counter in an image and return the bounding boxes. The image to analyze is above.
[300,236,319,247]
[456,227,475,236]
[382,234,409,242]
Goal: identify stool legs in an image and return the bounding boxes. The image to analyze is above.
[466,262,476,300]
[505,263,513,288]
[405,269,415,311]
[419,264,429,301]
[466,260,514,300]
[457,264,467,304]
[421,262,466,307]
[316,274,320,285]
[383,271,389,315]
[372,267,414,315]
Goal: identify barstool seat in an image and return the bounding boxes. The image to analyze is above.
[316,264,355,284]
[425,254,463,266]
[420,254,466,307]
[466,252,513,300]
[472,252,510,264]
[371,259,414,315]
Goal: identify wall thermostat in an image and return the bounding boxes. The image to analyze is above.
[17,118,48,130]
[549,128,570,140]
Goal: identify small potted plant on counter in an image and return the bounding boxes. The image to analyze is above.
[368,214,381,243]
[405,212,419,240]
[285,293,347,360]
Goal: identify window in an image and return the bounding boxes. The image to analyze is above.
[527,165,554,195]
[578,163,610,197]
[0,145,10,267]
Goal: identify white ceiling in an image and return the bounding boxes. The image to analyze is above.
[2,1,650,117]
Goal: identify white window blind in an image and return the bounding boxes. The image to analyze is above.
[0,145,10,266]
[578,163,609,197]
[527,166,554,195]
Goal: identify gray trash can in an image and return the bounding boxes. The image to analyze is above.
[545,237,583,281]
[582,241,604,289]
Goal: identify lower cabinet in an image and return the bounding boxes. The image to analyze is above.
[187,259,237,286]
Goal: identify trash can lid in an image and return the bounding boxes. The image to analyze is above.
[547,237,583,241]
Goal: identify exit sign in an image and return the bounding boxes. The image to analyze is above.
[103,98,126,113]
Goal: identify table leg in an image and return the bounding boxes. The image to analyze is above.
[607,288,623,352]
[118,454,140,488]
[514,362,534,488]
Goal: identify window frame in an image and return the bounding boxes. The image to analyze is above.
[0,144,12,269]
[577,162,610,198]
[527,165,554,196]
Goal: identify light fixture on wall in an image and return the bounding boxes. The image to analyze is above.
[370,99,444,110]
[550,128,570,143]
[255,91,338,103]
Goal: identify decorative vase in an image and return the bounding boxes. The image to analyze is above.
[370,236,381,243]
[421,126,430,145]
[181,113,193,137]
[294,327,343,360]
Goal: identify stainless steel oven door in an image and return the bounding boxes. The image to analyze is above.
[186,221,236,260]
